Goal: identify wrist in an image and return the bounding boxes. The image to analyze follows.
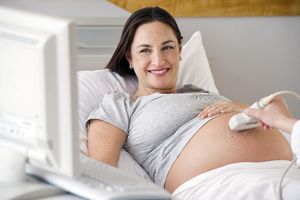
[277,117,298,133]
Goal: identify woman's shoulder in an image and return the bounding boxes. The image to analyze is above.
[102,91,132,104]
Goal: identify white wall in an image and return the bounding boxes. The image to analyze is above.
[176,17,300,118]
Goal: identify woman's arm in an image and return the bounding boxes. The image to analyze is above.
[87,119,126,166]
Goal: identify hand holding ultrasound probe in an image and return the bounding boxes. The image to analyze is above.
[229,91,300,132]
[243,95,298,133]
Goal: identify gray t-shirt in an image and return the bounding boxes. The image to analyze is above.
[86,91,228,186]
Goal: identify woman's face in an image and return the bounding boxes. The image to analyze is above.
[127,21,181,95]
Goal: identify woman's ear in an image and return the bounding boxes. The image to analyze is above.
[179,44,182,60]
[125,51,132,66]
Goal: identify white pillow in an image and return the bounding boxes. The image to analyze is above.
[178,31,218,93]
[77,31,217,179]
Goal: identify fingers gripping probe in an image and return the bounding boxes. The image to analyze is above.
[228,91,300,132]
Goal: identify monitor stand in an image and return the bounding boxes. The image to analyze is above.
[0,145,66,200]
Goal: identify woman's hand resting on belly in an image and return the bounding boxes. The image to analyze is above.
[198,100,248,118]
[164,102,293,193]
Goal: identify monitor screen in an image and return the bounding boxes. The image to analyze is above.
[0,6,79,181]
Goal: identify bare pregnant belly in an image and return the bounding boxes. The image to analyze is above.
[164,112,292,192]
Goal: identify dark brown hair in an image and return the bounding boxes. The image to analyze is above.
[105,7,182,77]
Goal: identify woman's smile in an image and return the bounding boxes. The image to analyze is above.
[147,68,170,76]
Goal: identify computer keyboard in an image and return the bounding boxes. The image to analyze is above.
[31,154,171,200]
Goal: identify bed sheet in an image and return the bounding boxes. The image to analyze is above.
[172,160,300,200]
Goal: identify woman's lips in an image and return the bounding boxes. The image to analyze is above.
[148,68,170,75]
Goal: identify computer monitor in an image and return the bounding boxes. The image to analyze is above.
[0,5,79,182]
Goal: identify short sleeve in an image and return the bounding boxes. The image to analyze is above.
[85,92,131,134]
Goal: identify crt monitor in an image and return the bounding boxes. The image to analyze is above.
[0,6,79,182]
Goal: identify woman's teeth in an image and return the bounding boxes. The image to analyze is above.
[149,68,168,75]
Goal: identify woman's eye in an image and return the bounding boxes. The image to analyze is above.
[140,49,151,53]
[162,46,174,51]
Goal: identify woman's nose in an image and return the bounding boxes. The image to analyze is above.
[151,51,165,66]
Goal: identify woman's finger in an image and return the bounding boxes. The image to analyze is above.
[202,101,230,113]
[199,101,243,118]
